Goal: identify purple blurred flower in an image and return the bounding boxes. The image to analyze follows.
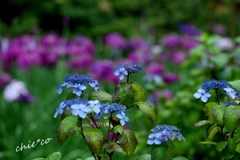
[40,33,60,46]
[146,63,165,75]
[163,73,179,84]
[215,37,234,51]
[170,51,188,64]
[3,79,35,102]
[90,60,120,85]
[103,32,127,50]
[0,72,12,87]
[179,23,201,36]
[67,53,93,70]
[160,34,181,48]
[180,36,201,50]
[210,24,226,35]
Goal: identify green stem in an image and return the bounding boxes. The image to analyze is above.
[79,118,98,160]
[107,113,113,142]
[127,74,130,83]
[215,89,220,105]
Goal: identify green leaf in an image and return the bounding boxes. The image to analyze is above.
[61,108,74,120]
[66,92,77,100]
[236,144,240,153]
[204,102,217,121]
[212,105,226,127]
[151,142,174,160]
[223,106,239,134]
[227,138,236,156]
[102,142,125,153]
[32,158,45,160]
[216,141,228,152]
[228,80,240,91]
[199,141,217,145]
[56,116,78,145]
[85,158,95,160]
[192,120,212,128]
[46,152,62,160]
[113,125,124,134]
[171,157,188,160]
[206,124,220,141]
[83,126,104,155]
[130,82,148,102]
[133,102,157,125]
[119,130,138,156]
[98,154,110,160]
[112,83,134,107]
[90,91,112,102]
[209,54,228,68]
[136,154,151,160]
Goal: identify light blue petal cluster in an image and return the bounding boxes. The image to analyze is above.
[147,125,185,145]
[57,73,100,96]
[114,64,143,80]
[54,98,102,119]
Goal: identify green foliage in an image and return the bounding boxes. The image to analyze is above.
[56,116,78,145]
[151,142,174,160]
[130,82,148,102]
[118,130,138,156]
[82,127,104,155]
[112,83,134,107]
[90,91,112,102]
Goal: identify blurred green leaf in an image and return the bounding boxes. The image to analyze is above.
[199,141,217,145]
[119,130,138,156]
[236,144,240,153]
[204,102,217,121]
[90,91,112,102]
[133,102,157,125]
[171,156,188,160]
[129,82,148,102]
[228,80,240,91]
[212,105,226,127]
[83,126,104,155]
[216,141,228,152]
[46,151,62,160]
[151,142,174,160]
[103,142,125,153]
[112,83,134,107]
[66,92,77,100]
[192,120,212,128]
[206,124,220,141]
[56,116,78,145]
[136,154,151,160]
[223,106,239,134]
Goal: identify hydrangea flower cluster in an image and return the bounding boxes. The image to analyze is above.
[194,79,236,102]
[147,125,185,145]
[57,73,99,96]
[54,98,101,119]
[114,64,143,80]
[95,103,129,126]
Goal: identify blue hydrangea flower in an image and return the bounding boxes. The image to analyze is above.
[88,100,101,114]
[147,125,185,145]
[202,80,228,91]
[94,103,127,120]
[71,103,91,119]
[114,64,143,80]
[223,87,236,99]
[114,67,128,80]
[56,73,100,96]
[54,98,97,119]
[194,88,211,102]
[116,112,129,126]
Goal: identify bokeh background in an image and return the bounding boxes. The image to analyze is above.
[1,0,240,160]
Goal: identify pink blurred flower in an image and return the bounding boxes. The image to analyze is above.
[0,72,12,87]
[160,34,181,48]
[103,32,127,50]
[170,51,188,64]
[146,63,165,75]
[163,72,179,84]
